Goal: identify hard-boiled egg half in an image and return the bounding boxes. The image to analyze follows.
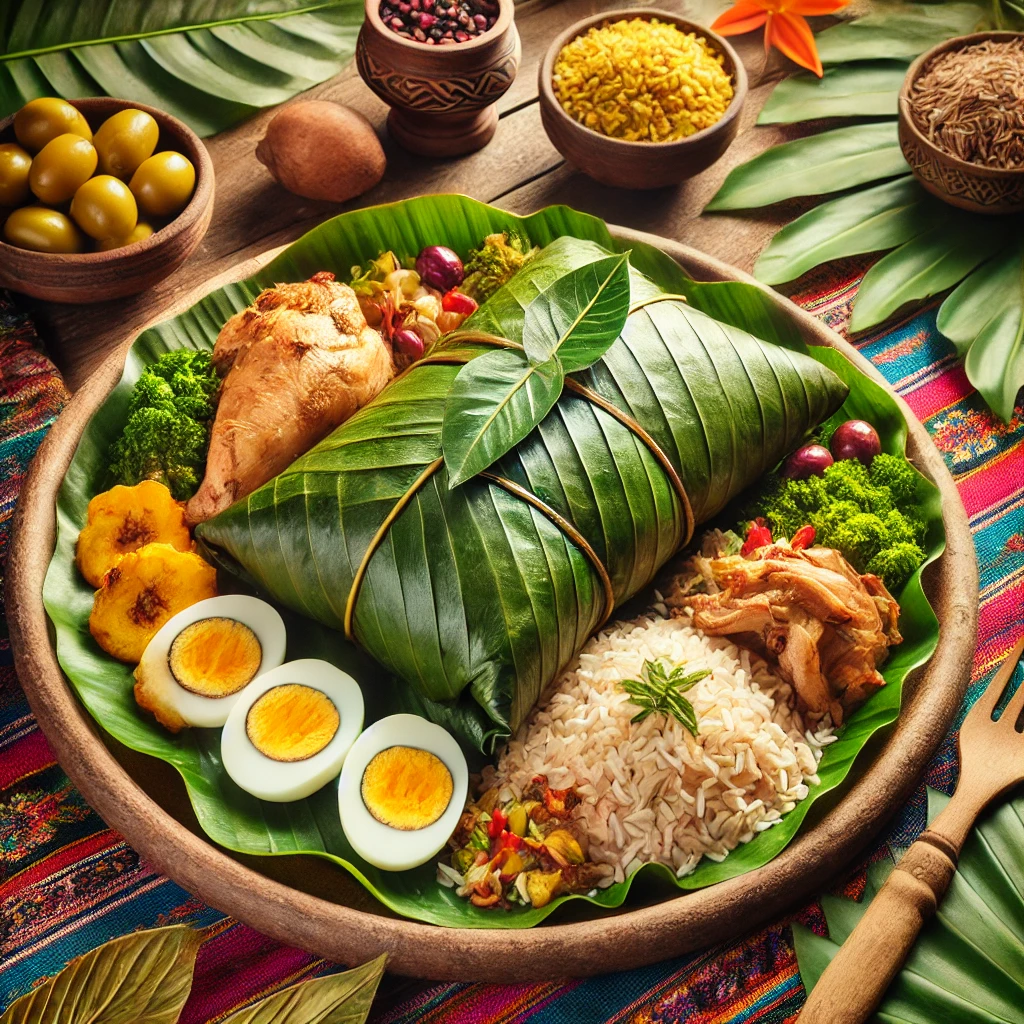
[221,659,364,802]
[134,595,286,732]
[338,714,468,872]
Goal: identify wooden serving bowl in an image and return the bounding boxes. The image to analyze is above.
[7,228,977,982]
[0,97,214,303]
[538,10,747,190]
[356,0,520,157]
[898,31,1024,215]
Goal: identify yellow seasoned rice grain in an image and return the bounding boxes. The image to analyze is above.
[552,17,733,143]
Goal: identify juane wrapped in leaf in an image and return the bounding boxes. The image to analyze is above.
[197,238,847,751]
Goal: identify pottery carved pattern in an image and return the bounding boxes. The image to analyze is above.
[357,46,519,113]
[901,135,1024,208]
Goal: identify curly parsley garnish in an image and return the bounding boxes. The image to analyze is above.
[620,660,709,734]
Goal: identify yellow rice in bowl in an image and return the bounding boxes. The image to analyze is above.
[552,17,734,143]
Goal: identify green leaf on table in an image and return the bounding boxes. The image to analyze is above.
[850,216,1012,333]
[522,253,631,371]
[796,788,1024,1022]
[0,924,201,1024]
[757,61,907,125]
[0,0,362,135]
[221,954,386,1024]
[938,240,1024,422]
[814,3,987,64]
[442,348,565,487]
[706,122,907,211]
[754,176,932,285]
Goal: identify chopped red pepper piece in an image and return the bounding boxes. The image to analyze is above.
[791,524,816,550]
[442,289,478,315]
[496,830,524,851]
[487,807,507,839]
[741,517,773,556]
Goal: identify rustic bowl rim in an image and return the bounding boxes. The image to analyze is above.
[898,30,1024,180]
[538,8,748,153]
[0,96,214,264]
[361,0,514,53]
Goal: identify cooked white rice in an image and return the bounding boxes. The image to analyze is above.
[483,611,836,884]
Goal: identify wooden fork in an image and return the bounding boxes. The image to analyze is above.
[799,634,1024,1024]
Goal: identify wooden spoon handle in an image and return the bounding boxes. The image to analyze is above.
[798,831,958,1024]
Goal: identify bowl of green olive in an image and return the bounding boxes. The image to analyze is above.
[0,97,214,303]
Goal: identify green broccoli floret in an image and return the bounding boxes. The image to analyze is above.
[108,349,219,501]
[821,458,893,513]
[754,449,927,592]
[830,512,889,571]
[462,232,538,303]
[869,452,918,505]
[866,542,926,592]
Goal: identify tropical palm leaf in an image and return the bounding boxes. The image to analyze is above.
[706,122,907,211]
[795,786,1024,1023]
[711,1,1024,420]
[753,176,933,285]
[0,0,362,135]
[757,62,907,125]
[850,217,1014,332]
[813,2,988,63]
[42,196,944,929]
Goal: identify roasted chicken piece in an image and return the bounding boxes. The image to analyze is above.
[663,538,901,724]
[186,271,394,524]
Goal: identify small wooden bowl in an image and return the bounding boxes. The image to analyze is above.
[356,0,520,158]
[0,98,214,303]
[898,32,1024,215]
[538,10,746,190]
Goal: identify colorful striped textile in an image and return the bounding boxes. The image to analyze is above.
[1,257,1021,1020]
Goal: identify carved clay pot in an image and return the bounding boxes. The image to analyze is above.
[898,31,1024,215]
[356,0,520,158]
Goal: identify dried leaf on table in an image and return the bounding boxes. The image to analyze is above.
[219,954,387,1024]
[0,924,201,1024]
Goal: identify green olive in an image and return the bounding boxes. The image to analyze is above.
[29,133,98,205]
[96,220,154,251]
[14,97,93,154]
[94,108,159,178]
[4,206,85,253]
[129,151,195,218]
[70,174,137,241]
[0,143,32,207]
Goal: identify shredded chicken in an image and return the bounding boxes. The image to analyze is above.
[663,539,901,725]
[186,271,394,524]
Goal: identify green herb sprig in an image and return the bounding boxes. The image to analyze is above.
[620,659,710,734]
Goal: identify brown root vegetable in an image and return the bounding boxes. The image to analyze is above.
[255,101,386,202]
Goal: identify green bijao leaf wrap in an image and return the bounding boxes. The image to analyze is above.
[45,196,944,927]
[196,234,849,751]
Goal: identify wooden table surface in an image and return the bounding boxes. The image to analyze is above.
[29,0,827,392]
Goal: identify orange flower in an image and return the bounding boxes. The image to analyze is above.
[712,0,849,77]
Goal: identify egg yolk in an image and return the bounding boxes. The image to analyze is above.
[245,684,339,762]
[169,617,262,697]
[361,746,453,831]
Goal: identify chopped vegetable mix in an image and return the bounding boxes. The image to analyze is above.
[461,231,538,303]
[109,349,219,501]
[756,453,926,591]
